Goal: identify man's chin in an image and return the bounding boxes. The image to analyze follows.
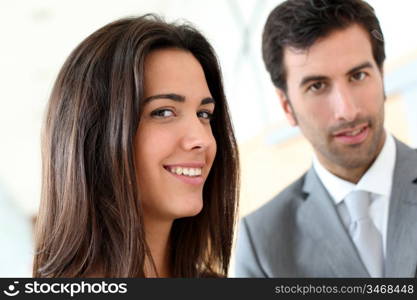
[330,147,376,170]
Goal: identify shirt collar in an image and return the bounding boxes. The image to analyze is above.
[313,132,396,204]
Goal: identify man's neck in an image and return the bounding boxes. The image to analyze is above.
[317,132,387,184]
[324,162,371,184]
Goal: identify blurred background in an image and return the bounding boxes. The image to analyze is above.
[1,0,416,276]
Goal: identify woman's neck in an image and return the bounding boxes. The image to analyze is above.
[143,217,173,277]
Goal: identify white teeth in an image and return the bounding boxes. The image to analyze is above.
[168,167,202,177]
[345,128,363,136]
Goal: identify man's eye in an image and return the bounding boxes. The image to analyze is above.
[197,110,213,120]
[351,71,367,81]
[308,81,326,92]
[150,109,175,118]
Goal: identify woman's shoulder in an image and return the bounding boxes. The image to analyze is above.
[198,271,225,278]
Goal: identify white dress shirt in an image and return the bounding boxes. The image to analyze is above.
[313,132,396,258]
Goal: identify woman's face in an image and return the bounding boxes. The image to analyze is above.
[135,48,217,222]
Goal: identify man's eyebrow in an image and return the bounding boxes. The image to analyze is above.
[144,93,185,103]
[299,75,328,88]
[346,62,373,75]
[299,62,374,88]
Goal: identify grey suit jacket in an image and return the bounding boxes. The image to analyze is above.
[235,138,417,277]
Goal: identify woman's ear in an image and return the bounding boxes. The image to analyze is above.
[275,88,297,126]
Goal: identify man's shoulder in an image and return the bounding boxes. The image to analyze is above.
[243,171,308,229]
[393,137,417,164]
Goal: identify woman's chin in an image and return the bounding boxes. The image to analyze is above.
[172,198,204,219]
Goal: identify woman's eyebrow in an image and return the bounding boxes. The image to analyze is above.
[144,93,215,105]
[144,93,185,103]
[201,97,215,105]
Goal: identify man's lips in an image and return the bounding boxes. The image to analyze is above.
[332,123,369,137]
[332,123,370,145]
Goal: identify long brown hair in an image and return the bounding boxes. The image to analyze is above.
[33,15,239,277]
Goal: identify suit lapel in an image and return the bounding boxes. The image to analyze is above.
[385,139,417,277]
[297,168,369,277]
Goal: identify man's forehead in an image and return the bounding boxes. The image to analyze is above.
[283,24,375,79]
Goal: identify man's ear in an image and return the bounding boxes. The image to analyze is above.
[276,88,297,126]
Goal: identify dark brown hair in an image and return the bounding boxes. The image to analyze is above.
[33,14,239,278]
[262,0,385,92]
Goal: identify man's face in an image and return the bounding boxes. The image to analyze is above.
[279,24,386,179]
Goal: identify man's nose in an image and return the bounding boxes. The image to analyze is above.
[332,84,360,122]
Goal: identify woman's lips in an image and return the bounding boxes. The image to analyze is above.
[333,124,369,145]
[166,171,204,185]
[163,164,205,186]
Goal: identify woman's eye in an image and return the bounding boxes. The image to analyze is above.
[351,71,367,81]
[150,108,175,118]
[197,110,213,120]
[308,81,326,93]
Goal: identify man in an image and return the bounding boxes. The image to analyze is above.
[235,0,417,277]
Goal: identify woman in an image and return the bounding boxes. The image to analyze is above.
[33,15,239,277]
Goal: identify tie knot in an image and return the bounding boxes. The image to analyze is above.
[344,190,371,222]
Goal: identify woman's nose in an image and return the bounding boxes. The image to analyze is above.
[180,117,215,152]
